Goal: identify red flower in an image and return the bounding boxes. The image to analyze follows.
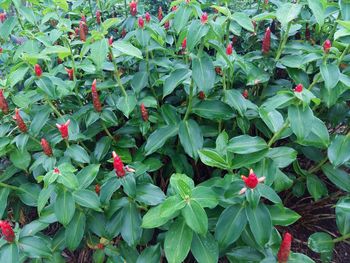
[0,47,3,53]
[164,20,170,30]
[242,89,249,99]
[241,169,259,189]
[294,84,303,93]
[13,108,27,133]
[79,21,86,41]
[0,221,15,243]
[34,64,42,77]
[262,27,271,54]
[81,15,86,23]
[95,184,101,195]
[112,151,125,177]
[53,167,60,174]
[158,6,163,21]
[129,1,137,16]
[215,67,222,75]
[198,91,205,100]
[0,89,9,114]
[65,68,74,80]
[182,38,187,50]
[277,232,292,263]
[145,12,151,23]
[121,28,127,38]
[108,36,113,46]
[201,12,208,24]
[41,138,53,156]
[226,43,233,55]
[140,103,148,121]
[138,16,144,29]
[264,0,268,4]
[91,79,102,112]
[0,12,6,23]
[96,10,101,25]
[172,6,177,12]
[323,39,331,53]
[56,119,70,140]
[97,243,104,249]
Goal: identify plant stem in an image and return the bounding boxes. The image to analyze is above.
[47,99,63,118]
[308,75,321,91]
[0,182,24,192]
[124,0,128,19]
[337,44,350,66]
[267,120,290,147]
[65,139,70,148]
[108,47,127,97]
[333,233,350,243]
[275,22,292,61]
[101,121,115,141]
[308,157,328,174]
[183,80,194,121]
[14,7,25,31]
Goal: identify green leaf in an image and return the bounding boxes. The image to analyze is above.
[0,244,19,263]
[182,200,208,235]
[29,107,51,135]
[257,184,282,204]
[179,119,203,160]
[320,64,340,91]
[0,188,10,218]
[121,202,142,246]
[232,12,254,32]
[145,125,178,155]
[53,0,68,11]
[215,205,247,249]
[142,205,174,229]
[267,147,297,168]
[276,3,302,27]
[93,137,111,161]
[163,68,191,98]
[35,77,56,98]
[267,204,301,226]
[187,20,209,51]
[136,244,161,263]
[10,149,31,170]
[73,189,102,211]
[225,89,247,116]
[135,183,166,206]
[90,39,108,71]
[308,0,325,26]
[173,5,192,33]
[336,197,350,235]
[192,100,235,120]
[66,145,90,164]
[113,41,143,59]
[322,164,350,192]
[259,108,284,133]
[131,71,148,93]
[192,54,215,94]
[308,232,334,253]
[18,183,40,207]
[76,164,100,189]
[54,188,75,225]
[164,218,193,263]
[0,17,17,41]
[340,0,350,20]
[228,135,267,154]
[307,175,328,201]
[19,236,51,258]
[192,186,218,208]
[198,148,230,169]
[42,45,70,59]
[300,117,330,149]
[65,211,86,250]
[231,149,269,169]
[159,195,187,218]
[191,232,219,263]
[117,94,137,118]
[328,135,350,167]
[246,204,272,246]
[288,104,314,139]
[37,185,54,215]
[170,173,194,198]
[289,253,315,263]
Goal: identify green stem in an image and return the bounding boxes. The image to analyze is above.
[108,47,127,97]
[101,121,115,141]
[275,22,292,61]
[333,233,350,243]
[124,0,128,19]
[308,157,328,174]
[308,75,321,91]
[14,7,25,31]
[65,139,70,148]
[337,44,350,66]
[0,182,24,192]
[47,99,63,118]
[183,80,194,121]
[267,120,290,147]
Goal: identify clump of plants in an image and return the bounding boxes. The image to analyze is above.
[0,0,349,262]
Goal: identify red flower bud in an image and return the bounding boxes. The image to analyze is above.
[265,0,268,4]
[97,243,104,249]
[140,103,148,121]
[182,38,187,50]
[252,20,257,31]
[294,84,303,93]
[242,89,249,99]
[65,68,74,80]
[0,89,9,114]
[145,12,151,23]
[81,15,86,23]
[108,36,113,46]
[241,169,259,189]
[57,58,63,64]
[200,12,208,24]
[305,23,310,41]
[91,79,102,112]
[13,108,27,133]
[0,221,15,243]
[172,6,177,12]
[41,138,53,156]
[138,16,144,28]
[226,43,233,55]
[112,151,125,177]
[95,184,101,195]
[96,10,101,25]
[0,13,7,23]
[158,6,163,21]
[121,28,127,38]
[129,1,137,16]
[53,167,60,174]
[56,119,70,140]
[277,232,292,263]
[215,67,222,75]
[198,91,205,100]
[262,27,271,54]
[34,64,42,77]
[79,21,87,42]
[0,47,3,53]
[164,20,170,30]
[323,39,331,53]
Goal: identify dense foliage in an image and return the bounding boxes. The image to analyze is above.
[0,0,349,262]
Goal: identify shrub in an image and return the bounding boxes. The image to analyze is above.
[0,0,349,262]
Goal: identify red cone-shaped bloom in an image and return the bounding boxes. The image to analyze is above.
[56,119,70,140]
[277,232,292,263]
[241,169,259,189]
[323,39,331,53]
[262,27,271,54]
[13,108,27,133]
[0,89,9,114]
[0,221,15,243]
[129,1,137,16]
[294,84,303,93]
[96,10,101,24]
[158,6,163,21]
[34,64,42,77]
[112,151,125,177]
[226,43,233,55]
[91,79,102,112]
[182,38,187,50]
[201,12,208,24]
[41,138,53,156]
[145,12,151,23]
[140,103,148,121]
[65,68,74,80]
[79,21,86,41]
[138,16,144,28]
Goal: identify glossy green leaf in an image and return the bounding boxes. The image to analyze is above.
[179,119,203,160]
[121,202,142,246]
[73,189,102,211]
[76,164,100,189]
[232,12,254,32]
[192,54,215,94]
[192,186,218,208]
[308,232,334,253]
[268,204,301,226]
[163,68,191,98]
[191,232,219,263]
[113,40,142,59]
[135,183,166,206]
[198,148,230,169]
[322,164,350,192]
[136,244,161,263]
[259,108,284,133]
[66,145,90,164]
[145,125,178,155]
[276,3,302,27]
[246,204,272,246]
[187,20,209,51]
[308,0,325,26]
[54,188,75,225]
[65,211,86,250]
[192,100,235,120]
[306,175,328,201]
[182,200,208,235]
[288,104,314,139]
[336,197,350,235]
[320,64,340,91]
[228,135,267,154]
[328,135,350,167]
